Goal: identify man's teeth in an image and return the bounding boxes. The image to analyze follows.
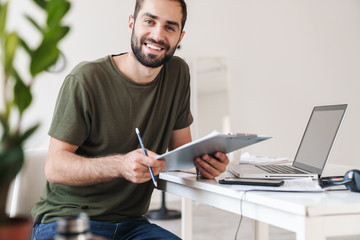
[146,43,162,50]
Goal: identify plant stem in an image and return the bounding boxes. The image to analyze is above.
[15,113,22,137]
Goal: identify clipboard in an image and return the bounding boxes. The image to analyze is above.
[157,130,271,171]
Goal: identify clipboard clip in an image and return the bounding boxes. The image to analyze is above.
[228,132,258,137]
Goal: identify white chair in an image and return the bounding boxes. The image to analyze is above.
[6,148,48,217]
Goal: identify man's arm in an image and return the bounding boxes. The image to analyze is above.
[168,126,192,150]
[168,127,229,179]
[45,137,167,186]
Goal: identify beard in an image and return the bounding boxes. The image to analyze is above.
[131,31,178,68]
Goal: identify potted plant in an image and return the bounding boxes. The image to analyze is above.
[0,0,70,238]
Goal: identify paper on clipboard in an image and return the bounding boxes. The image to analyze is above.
[157,130,271,171]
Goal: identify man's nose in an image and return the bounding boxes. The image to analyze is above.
[151,25,166,42]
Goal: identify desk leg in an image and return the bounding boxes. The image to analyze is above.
[296,231,326,240]
[296,219,326,240]
[181,197,193,240]
[254,220,269,240]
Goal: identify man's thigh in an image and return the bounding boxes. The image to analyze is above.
[113,220,181,240]
[32,219,180,240]
[32,222,57,240]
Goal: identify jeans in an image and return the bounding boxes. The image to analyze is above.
[32,219,181,240]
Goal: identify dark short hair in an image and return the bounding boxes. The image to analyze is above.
[133,0,187,31]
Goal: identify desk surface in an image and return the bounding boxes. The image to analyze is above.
[159,171,360,216]
[158,171,360,239]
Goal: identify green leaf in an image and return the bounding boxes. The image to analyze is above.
[25,14,43,33]
[4,32,19,76]
[19,37,33,56]
[47,0,71,28]
[0,144,24,183]
[30,41,59,76]
[0,115,10,141]
[32,0,47,10]
[18,123,39,143]
[0,2,8,35]
[45,25,70,43]
[13,70,32,114]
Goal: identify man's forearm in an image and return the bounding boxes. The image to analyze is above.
[45,149,123,186]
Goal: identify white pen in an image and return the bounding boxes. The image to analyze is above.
[135,128,157,187]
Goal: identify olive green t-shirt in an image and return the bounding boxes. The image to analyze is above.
[32,54,193,223]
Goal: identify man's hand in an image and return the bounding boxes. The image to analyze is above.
[119,149,167,183]
[194,152,229,179]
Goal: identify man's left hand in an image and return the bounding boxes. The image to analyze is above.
[194,152,229,179]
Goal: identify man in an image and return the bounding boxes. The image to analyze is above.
[32,0,229,239]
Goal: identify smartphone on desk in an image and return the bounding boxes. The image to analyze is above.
[219,177,284,187]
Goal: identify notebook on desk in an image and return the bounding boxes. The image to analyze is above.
[228,104,348,179]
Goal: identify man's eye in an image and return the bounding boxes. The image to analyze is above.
[145,20,153,24]
[166,26,175,31]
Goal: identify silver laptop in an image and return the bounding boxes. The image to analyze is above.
[228,104,348,179]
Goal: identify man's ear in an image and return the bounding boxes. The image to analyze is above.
[128,15,135,33]
[177,31,185,47]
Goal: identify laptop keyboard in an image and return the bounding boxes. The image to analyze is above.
[255,165,309,174]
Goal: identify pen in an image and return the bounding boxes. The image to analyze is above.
[135,128,157,187]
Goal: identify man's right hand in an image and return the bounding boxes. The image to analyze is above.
[119,149,166,183]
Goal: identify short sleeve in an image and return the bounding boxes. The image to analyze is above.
[173,63,193,130]
[48,75,92,146]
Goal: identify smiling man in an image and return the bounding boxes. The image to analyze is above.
[130,9,182,68]
[31,0,229,239]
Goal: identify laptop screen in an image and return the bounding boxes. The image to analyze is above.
[293,104,347,175]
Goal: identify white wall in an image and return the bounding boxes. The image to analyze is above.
[7,0,360,169]
[184,0,360,167]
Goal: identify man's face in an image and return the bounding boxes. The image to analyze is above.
[130,0,185,68]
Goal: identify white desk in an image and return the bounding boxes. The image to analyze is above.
[157,171,360,240]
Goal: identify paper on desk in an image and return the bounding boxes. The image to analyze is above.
[239,152,289,165]
[229,178,324,192]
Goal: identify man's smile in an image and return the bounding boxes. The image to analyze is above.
[132,31,177,68]
[145,42,164,51]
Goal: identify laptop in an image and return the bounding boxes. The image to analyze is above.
[228,104,348,179]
